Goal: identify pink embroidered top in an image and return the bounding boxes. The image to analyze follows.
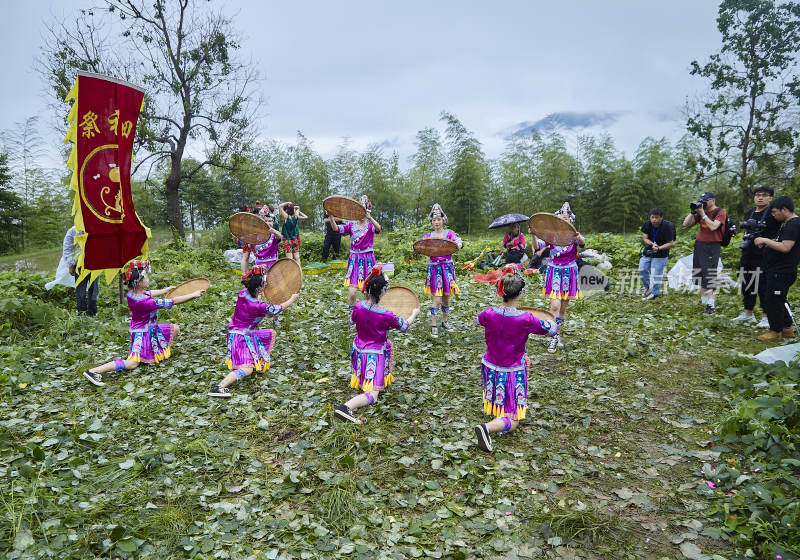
[423,229,462,264]
[127,290,173,332]
[548,241,583,266]
[350,301,409,350]
[337,221,376,253]
[477,306,555,368]
[228,289,283,332]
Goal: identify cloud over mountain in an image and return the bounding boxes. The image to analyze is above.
[505,111,625,138]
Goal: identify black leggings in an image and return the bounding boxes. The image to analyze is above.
[763,270,796,332]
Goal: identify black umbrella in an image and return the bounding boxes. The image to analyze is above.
[488,213,529,229]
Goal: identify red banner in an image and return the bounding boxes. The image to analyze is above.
[65,72,150,284]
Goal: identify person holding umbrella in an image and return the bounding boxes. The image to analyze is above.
[488,213,530,266]
[503,223,527,264]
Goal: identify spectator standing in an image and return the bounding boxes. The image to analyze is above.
[322,211,342,261]
[733,186,780,325]
[683,192,726,314]
[754,196,800,342]
[638,207,676,300]
[60,226,100,316]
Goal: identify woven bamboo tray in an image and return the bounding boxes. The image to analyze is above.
[413,237,459,257]
[166,278,210,299]
[528,212,578,246]
[380,286,419,321]
[518,306,555,322]
[229,212,271,245]
[323,196,367,221]
[264,258,302,305]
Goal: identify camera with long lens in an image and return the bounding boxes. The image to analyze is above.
[642,245,658,257]
[739,218,766,250]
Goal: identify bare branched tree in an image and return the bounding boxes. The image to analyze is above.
[39,0,261,236]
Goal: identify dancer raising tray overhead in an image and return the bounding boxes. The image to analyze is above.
[541,202,585,354]
[334,265,420,423]
[240,208,282,274]
[326,195,382,312]
[82,260,205,387]
[422,203,463,338]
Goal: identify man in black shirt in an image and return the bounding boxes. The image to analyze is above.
[754,196,800,342]
[322,211,342,261]
[638,207,676,300]
[733,186,780,325]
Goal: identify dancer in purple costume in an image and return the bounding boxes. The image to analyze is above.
[208,265,299,397]
[474,266,557,453]
[82,260,205,387]
[541,202,585,353]
[334,265,420,423]
[423,203,463,338]
[240,210,282,274]
[326,195,382,311]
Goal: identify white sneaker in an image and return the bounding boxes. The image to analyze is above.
[547,335,559,353]
[757,317,770,328]
[732,312,756,323]
[643,293,659,301]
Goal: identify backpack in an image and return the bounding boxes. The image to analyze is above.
[712,208,736,247]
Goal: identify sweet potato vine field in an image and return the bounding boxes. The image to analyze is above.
[1,235,797,559]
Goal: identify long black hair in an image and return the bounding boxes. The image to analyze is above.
[286,204,296,216]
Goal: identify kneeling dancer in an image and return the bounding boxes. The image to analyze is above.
[475,266,557,452]
[335,265,419,423]
[82,260,205,386]
[208,265,299,397]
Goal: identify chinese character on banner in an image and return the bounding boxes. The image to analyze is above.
[64,71,150,285]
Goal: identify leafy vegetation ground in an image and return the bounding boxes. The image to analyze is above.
[1,233,798,559]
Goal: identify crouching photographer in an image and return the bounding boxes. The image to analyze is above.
[732,186,779,325]
[638,207,676,300]
[754,196,800,342]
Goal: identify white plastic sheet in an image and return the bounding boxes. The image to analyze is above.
[666,254,737,291]
[754,342,800,365]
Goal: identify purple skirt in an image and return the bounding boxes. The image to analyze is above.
[226,329,275,372]
[128,324,173,364]
[424,262,459,296]
[542,262,582,300]
[350,341,394,392]
[481,356,529,420]
[343,251,375,290]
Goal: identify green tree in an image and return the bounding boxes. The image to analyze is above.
[687,0,800,211]
[40,0,260,236]
[440,112,489,234]
[1,116,49,250]
[408,127,446,222]
[0,152,24,254]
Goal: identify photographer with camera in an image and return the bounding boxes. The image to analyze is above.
[683,192,727,314]
[732,186,779,325]
[638,207,676,300]
[753,196,800,342]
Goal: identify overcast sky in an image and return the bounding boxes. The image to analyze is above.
[1,1,721,168]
